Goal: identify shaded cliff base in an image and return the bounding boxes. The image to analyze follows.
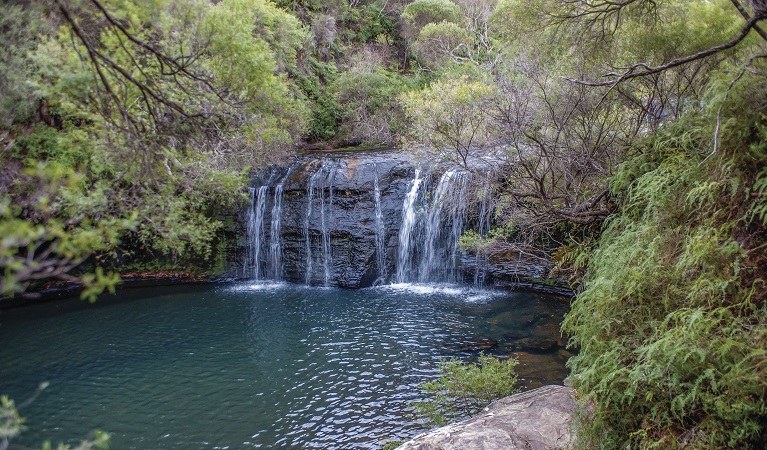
[0,270,208,310]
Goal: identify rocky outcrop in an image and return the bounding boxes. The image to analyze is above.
[239,149,574,293]
[462,251,574,296]
[397,385,578,450]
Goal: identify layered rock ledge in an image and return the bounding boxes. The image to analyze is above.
[397,385,578,450]
[240,150,574,294]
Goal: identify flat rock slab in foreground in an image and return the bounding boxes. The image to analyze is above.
[398,385,577,450]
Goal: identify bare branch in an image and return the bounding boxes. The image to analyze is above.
[564,13,767,87]
[551,0,659,36]
[729,0,767,41]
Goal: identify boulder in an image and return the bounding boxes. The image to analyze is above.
[397,385,578,450]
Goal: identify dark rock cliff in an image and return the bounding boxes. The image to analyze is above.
[277,152,413,287]
[237,149,572,294]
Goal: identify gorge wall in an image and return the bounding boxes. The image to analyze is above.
[238,150,569,293]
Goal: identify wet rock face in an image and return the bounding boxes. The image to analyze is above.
[461,251,573,296]
[397,385,578,450]
[240,150,574,292]
[250,151,415,288]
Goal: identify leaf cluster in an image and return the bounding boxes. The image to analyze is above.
[401,0,464,31]
[412,353,519,427]
[281,0,419,146]
[1,388,110,450]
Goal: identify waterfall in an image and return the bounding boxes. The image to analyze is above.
[446,171,470,283]
[240,154,482,288]
[268,170,290,281]
[373,166,387,284]
[303,162,335,286]
[244,185,268,279]
[244,187,256,278]
[396,169,471,284]
[418,170,454,282]
[419,170,471,283]
[305,168,319,284]
[396,169,423,283]
[473,179,491,288]
[320,165,335,286]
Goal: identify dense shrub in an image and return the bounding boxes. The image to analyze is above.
[412,353,519,427]
[401,0,463,30]
[563,81,767,448]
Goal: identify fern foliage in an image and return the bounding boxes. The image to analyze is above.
[563,79,767,448]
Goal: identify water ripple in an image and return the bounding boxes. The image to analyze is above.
[0,283,569,449]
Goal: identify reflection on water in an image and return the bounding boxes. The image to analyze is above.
[0,283,570,449]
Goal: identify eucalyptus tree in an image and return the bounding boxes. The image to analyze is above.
[1,0,309,299]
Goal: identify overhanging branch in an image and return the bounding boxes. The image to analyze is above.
[563,12,767,87]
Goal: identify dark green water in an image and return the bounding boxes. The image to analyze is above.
[0,282,570,449]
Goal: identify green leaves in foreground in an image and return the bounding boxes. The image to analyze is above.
[1,385,110,450]
[412,353,519,427]
[0,164,137,301]
[0,396,23,449]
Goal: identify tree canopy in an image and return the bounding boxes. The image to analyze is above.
[1,0,308,299]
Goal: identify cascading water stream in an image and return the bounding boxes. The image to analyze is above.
[320,164,335,286]
[373,166,387,284]
[244,185,268,279]
[268,170,291,281]
[473,178,492,288]
[446,171,470,283]
[244,187,257,278]
[396,168,472,284]
[418,170,454,282]
[302,162,336,286]
[396,169,423,283]
[305,167,321,284]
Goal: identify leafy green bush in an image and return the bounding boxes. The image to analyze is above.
[413,353,519,427]
[412,21,470,68]
[379,440,404,450]
[338,3,399,45]
[13,126,91,170]
[332,67,417,145]
[401,0,463,31]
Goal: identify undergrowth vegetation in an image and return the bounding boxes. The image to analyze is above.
[563,72,767,448]
[412,353,519,427]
